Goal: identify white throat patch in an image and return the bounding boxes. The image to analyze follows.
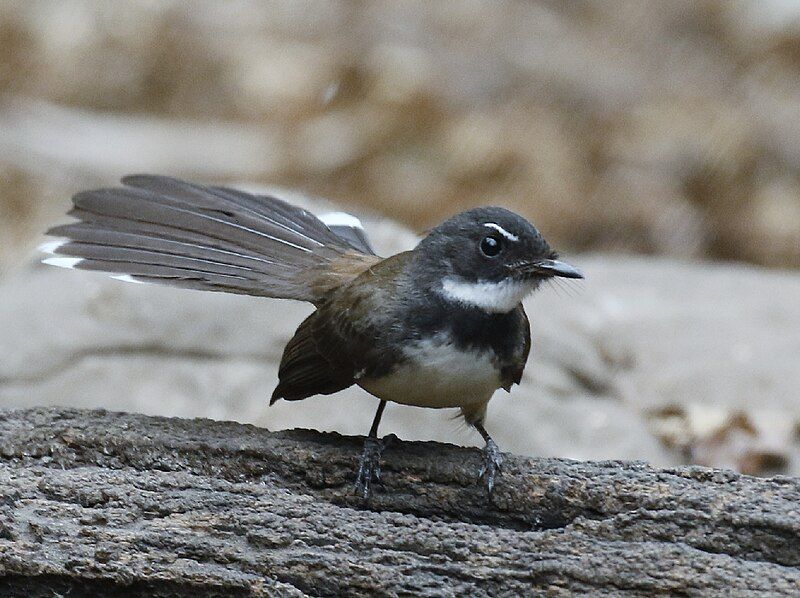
[439,277,535,313]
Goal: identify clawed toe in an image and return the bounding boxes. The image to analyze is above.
[478,438,503,495]
[355,436,383,499]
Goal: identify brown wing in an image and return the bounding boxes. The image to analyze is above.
[270,253,408,403]
[500,305,531,391]
[306,251,381,303]
[269,311,356,402]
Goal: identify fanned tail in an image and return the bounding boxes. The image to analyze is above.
[43,175,377,303]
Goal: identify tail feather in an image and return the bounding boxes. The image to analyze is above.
[120,175,347,252]
[48,223,298,277]
[44,175,377,302]
[53,242,263,279]
[58,209,295,263]
[71,187,330,262]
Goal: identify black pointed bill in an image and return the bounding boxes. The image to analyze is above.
[513,258,583,279]
[535,259,583,279]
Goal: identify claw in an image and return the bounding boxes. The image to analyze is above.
[355,436,383,499]
[478,439,503,495]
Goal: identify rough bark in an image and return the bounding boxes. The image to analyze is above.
[0,408,797,597]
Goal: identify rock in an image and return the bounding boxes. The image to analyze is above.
[231,40,338,117]
[0,407,798,596]
[538,255,800,474]
[290,107,382,174]
[0,98,285,179]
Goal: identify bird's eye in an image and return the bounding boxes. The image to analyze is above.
[480,235,503,257]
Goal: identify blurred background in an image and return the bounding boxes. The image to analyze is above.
[1,1,799,476]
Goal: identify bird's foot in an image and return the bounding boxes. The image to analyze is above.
[479,439,503,495]
[355,436,383,499]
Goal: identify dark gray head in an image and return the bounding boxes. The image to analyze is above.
[412,207,582,313]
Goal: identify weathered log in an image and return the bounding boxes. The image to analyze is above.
[0,407,798,596]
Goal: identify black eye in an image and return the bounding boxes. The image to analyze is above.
[480,235,503,257]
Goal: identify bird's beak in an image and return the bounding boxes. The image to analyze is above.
[518,258,584,279]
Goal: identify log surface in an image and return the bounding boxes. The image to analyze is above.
[0,408,798,596]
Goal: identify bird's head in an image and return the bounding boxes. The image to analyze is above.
[413,206,582,313]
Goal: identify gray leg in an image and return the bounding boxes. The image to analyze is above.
[474,421,503,495]
[461,403,503,495]
[355,400,387,499]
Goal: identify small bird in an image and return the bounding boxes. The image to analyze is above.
[42,175,582,497]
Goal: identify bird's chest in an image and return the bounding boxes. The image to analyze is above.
[359,336,502,408]
[358,304,528,408]
[402,298,528,367]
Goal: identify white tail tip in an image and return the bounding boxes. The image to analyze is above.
[38,239,68,255]
[42,257,83,269]
[319,211,363,230]
[110,274,146,285]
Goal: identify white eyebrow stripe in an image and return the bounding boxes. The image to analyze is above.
[484,222,519,242]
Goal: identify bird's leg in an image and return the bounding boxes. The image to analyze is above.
[355,400,387,499]
[474,421,503,495]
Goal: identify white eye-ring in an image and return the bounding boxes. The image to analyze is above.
[483,222,518,242]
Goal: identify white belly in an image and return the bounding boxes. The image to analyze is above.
[358,337,501,408]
